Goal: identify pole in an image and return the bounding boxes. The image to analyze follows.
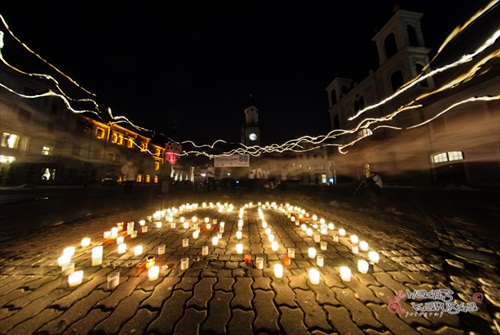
[353,179,366,195]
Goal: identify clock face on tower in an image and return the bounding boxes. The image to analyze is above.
[248,132,258,141]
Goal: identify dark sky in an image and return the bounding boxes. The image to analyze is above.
[0,1,492,146]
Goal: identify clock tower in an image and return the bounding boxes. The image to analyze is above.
[242,95,261,146]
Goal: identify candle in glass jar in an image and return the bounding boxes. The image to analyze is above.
[212,237,218,246]
[236,243,243,254]
[256,256,264,269]
[274,264,283,278]
[81,237,91,247]
[183,221,189,229]
[142,226,148,233]
[63,246,75,257]
[104,231,111,239]
[118,243,127,254]
[68,270,83,287]
[358,260,369,273]
[288,248,295,258]
[268,234,274,242]
[131,230,138,238]
[317,255,324,267]
[134,245,143,256]
[309,268,320,285]
[284,256,291,267]
[182,238,189,247]
[368,251,380,263]
[193,230,199,239]
[320,241,327,250]
[262,221,268,229]
[116,236,124,244]
[236,231,242,239]
[156,221,162,229]
[359,241,369,251]
[339,229,346,236]
[148,266,159,281]
[180,257,189,270]
[308,247,317,259]
[244,254,251,264]
[271,241,279,251]
[158,245,165,255]
[92,246,103,266]
[202,245,209,256]
[352,246,359,254]
[340,266,351,281]
[145,255,155,269]
[350,235,359,244]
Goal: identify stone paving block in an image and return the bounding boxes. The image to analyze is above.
[356,273,383,287]
[279,306,309,335]
[335,287,383,330]
[214,277,234,291]
[289,276,308,290]
[148,290,192,334]
[62,308,111,335]
[140,277,180,310]
[252,277,271,290]
[294,289,333,332]
[416,325,465,335]
[372,271,411,296]
[253,289,280,333]
[175,276,199,291]
[271,277,297,307]
[200,290,233,334]
[308,281,340,306]
[342,276,382,303]
[96,276,144,309]
[187,277,216,309]
[228,308,255,335]
[324,305,365,335]
[38,290,108,334]
[94,290,149,334]
[368,303,421,335]
[231,277,254,309]
[6,307,62,335]
[0,275,54,305]
[50,268,109,309]
[174,308,207,335]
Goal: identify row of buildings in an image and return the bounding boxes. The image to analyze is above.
[1,4,498,188]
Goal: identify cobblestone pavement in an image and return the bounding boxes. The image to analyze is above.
[0,187,499,335]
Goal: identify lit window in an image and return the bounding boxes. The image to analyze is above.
[154,161,160,170]
[448,151,464,161]
[127,138,134,148]
[0,155,15,163]
[117,135,124,145]
[155,148,161,156]
[42,146,51,155]
[141,142,147,151]
[145,175,151,183]
[154,175,159,183]
[136,174,142,182]
[96,128,105,139]
[432,153,448,163]
[111,133,118,143]
[1,132,19,148]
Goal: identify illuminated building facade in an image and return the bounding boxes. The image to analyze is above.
[0,65,167,186]
[326,7,499,187]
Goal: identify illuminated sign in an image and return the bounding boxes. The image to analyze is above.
[214,154,249,167]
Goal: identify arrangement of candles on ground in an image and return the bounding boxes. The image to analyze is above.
[55,201,383,288]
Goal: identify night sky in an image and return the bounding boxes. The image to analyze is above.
[0,1,492,146]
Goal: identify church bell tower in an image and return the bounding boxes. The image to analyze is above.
[242,95,261,146]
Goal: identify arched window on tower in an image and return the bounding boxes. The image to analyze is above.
[390,70,404,93]
[415,63,428,87]
[359,96,365,110]
[384,33,398,60]
[407,25,419,46]
[331,89,337,104]
[341,85,348,96]
[354,100,359,113]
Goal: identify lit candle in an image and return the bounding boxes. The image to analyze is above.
[244,254,251,264]
[103,231,111,239]
[309,268,320,285]
[236,231,242,239]
[271,241,279,251]
[81,237,91,247]
[301,224,307,232]
[352,246,359,254]
[68,270,83,287]
[118,243,127,254]
[139,219,146,226]
[262,221,268,229]
[350,235,359,244]
[107,271,120,290]
[206,223,212,230]
[256,256,264,269]
[170,222,176,229]
[274,264,283,278]
[317,255,324,267]
[333,235,339,242]
[291,216,296,222]
[145,255,155,269]
[268,234,275,242]
[312,215,318,221]
[111,227,118,238]
[308,247,317,259]
[148,266,159,281]
[156,222,162,229]
[204,217,209,223]
[142,226,148,233]
[192,216,197,223]
[320,241,327,250]
[306,228,313,237]
[313,233,320,242]
[183,221,189,229]
[358,260,369,273]
[134,245,143,256]
[63,247,75,257]
[180,257,189,270]
[328,223,335,230]
[220,221,225,228]
[131,230,138,238]
[265,228,271,235]
[368,251,380,263]
[284,256,291,267]
[180,217,185,223]
[116,236,124,245]
[339,229,346,236]
[193,230,199,239]
[236,243,243,254]
[340,266,352,281]
[182,238,189,247]
[58,254,71,267]
[288,248,295,258]
[92,246,103,266]
[127,222,134,235]
[158,245,165,255]
[359,241,369,251]
[212,237,219,246]
[202,245,209,256]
